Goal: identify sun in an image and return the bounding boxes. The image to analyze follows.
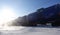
[0,6,17,26]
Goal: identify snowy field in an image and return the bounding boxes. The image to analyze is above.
[0,26,60,35]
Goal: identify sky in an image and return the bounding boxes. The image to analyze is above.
[0,0,60,17]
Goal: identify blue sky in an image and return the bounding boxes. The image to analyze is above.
[0,0,60,17]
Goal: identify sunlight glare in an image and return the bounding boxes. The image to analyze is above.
[0,6,17,26]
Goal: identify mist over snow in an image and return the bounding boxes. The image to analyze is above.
[0,27,60,35]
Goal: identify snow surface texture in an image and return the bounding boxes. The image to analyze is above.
[0,27,60,35]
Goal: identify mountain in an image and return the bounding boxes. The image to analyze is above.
[8,4,60,26]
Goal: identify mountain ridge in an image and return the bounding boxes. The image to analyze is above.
[8,4,60,27]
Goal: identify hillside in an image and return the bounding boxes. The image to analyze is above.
[8,4,60,27]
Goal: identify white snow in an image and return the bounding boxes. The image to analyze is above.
[0,26,60,35]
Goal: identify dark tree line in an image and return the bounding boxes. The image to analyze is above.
[9,4,60,27]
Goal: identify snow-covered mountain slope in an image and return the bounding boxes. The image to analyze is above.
[0,27,60,35]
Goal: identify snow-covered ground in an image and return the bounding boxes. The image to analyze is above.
[0,26,60,35]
